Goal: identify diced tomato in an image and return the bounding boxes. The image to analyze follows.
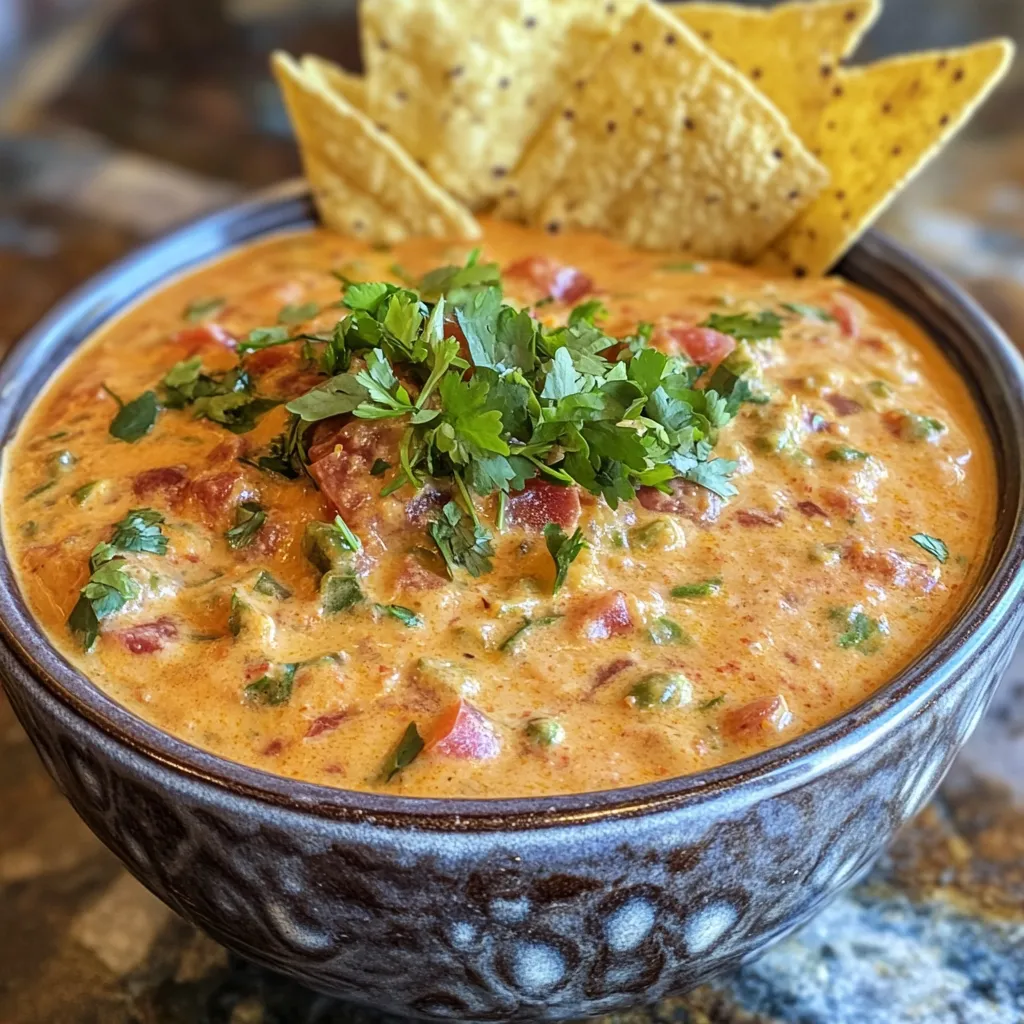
[637,479,722,523]
[577,591,633,641]
[505,478,581,532]
[722,695,793,741]
[171,323,236,353]
[824,392,863,417]
[796,501,828,518]
[206,438,248,465]
[189,471,255,522]
[133,466,190,506]
[735,508,785,527]
[309,450,374,521]
[844,540,938,593]
[405,486,449,526]
[505,256,593,303]
[239,520,285,560]
[273,369,327,400]
[591,657,636,693]
[114,618,178,655]
[655,325,735,366]
[243,344,298,376]
[425,700,501,760]
[396,552,448,591]
[830,294,863,339]
[305,711,350,739]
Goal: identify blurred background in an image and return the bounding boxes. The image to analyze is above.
[0,0,1023,352]
[1,4,1023,1023]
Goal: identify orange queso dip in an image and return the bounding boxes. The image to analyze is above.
[3,220,994,798]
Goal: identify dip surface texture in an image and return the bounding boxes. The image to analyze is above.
[2,221,995,798]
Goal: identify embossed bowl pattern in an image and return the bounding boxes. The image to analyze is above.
[1,184,1022,1022]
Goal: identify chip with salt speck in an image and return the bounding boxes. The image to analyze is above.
[271,52,480,245]
[759,38,1015,276]
[670,0,881,143]
[498,0,829,261]
[360,0,636,210]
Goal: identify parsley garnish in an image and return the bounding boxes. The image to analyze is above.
[671,577,722,598]
[106,386,158,443]
[543,523,587,594]
[225,501,266,549]
[382,722,425,781]
[278,302,320,325]
[702,310,782,341]
[237,326,291,353]
[911,533,948,563]
[184,296,226,323]
[830,606,887,653]
[429,501,494,578]
[781,302,834,322]
[67,510,168,650]
[160,359,279,433]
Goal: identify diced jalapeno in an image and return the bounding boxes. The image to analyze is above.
[526,717,565,746]
[629,671,693,709]
[826,445,869,462]
[629,517,684,552]
[648,617,691,646]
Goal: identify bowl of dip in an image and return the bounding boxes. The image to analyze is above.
[0,181,1022,1021]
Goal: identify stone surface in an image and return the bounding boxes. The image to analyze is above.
[0,2,1021,1021]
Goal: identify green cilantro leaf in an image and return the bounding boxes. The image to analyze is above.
[702,310,782,342]
[107,388,158,443]
[781,302,834,322]
[278,302,321,325]
[244,663,297,706]
[543,523,588,593]
[429,501,494,577]
[111,509,168,555]
[910,533,948,563]
[567,300,608,326]
[184,296,226,323]
[499,614,562,653]
[375,604,423,627]
[830,606,887,653]
[382,722,425,781]
[671,577,722,598]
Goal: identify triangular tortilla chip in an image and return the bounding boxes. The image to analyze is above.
[271,52,480,245]
[360,0,636,210]
[670,0,880,141]
[497,0,828,261]
[760,39,1015,276]
[301,55,367,111]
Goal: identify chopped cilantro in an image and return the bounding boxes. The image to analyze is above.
[781,302,834,322]
[543,523,587,594]
[702,310,782,342]
[254,571,291,599]
[370,458,391,476]
[106,387,158,443]
[382,722,425,781]
[831,606,887,653]
[429,501,494,578]
[331,514,362,552]
[225,502,266,549]
[184,296,226,323]
[111,508,168,555]
[698,694,726,711]
[567,300,608,326]
[910,533,948,563]
[278,302,321,325]
[671,577,722,599]
[375,604,423,627]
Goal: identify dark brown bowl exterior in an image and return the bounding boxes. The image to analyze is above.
[1,183,1023,1021]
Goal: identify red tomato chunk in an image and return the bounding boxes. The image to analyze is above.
[114,618,178,654]
[426,701,501,760]
[578,591,633,640]
[505,479,581,532]
[505,256,593,303]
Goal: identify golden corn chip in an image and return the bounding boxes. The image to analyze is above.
[360,0,636,210]
[670,0,881,140]
[271,52,480,245]
[498,0,829,261]
[301,55,367,111]
[760,39,1015,276]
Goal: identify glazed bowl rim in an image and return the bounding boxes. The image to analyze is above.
[1,178,1022,830]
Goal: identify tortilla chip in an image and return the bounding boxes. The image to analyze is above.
[360,0,636,210]
[670,0,880,141]
[760,39,1015,276]
[271,52,479,245]
[301,55,367,111]
[497,0,829,261]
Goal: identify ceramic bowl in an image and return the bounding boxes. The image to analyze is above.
[2,182,1023,1022]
